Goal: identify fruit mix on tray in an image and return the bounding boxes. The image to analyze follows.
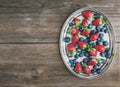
[64,10,114,75]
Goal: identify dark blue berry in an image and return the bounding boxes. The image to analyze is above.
[79,27,83,32]
[80,62,84,65]
[79,37,84,41]
[79,53,83,57]
[100,28,104,32]
[100,52,105,57]
[96,40,101,45]
[94,13,100,19]
[69,22,73,27]
[91,43,96,46]
[83,58,89,63]
[76,48,81,52]
[97,62,101,66]
[97,38,103,42]
[64,37,70,43]
[103,41,108,46]
[88,24,93,29]
[96,68,102,74]
[84,52,89,57]
[93,65,99,70]
[81,49,85,53]
[73,59,77,64]
[101,59,106,64]
[96,25,102,32]
[71,63,75,67]
[91,69,96,74]
[74,54,79,58]
[75,44,79,48]
[99,33,104,38]
[69,60,73,64]
[104,29,109,33]
[83,39,88,43]
[91,30,97,34]
[106,49,111,54]
[88,56,93,59]
[105,53,111,58]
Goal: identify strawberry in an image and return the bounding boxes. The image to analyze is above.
[73,17,80,27]
[82,10,93,19]
[89,48,97,57]
[87,59,97,66]
[78,41,87,49]
[94,45,106,52]
[68,28,79,35]
[90,33,99,41]
[82,19,88,26]
[67,43,76,52]
[74,62,82,73]
[92,18,100,26]
[81,29,90,36]
[84,66,91,74]
[72,36,79,44]
[73,17,80,22]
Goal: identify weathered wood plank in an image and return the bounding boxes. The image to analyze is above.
[0,43,119,87]
[0,0,119,43]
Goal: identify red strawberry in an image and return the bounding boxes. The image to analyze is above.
[89,48,97,57]
[67,43,76,52]
[90,33,99,41]
[73,17,80,22]
[72,36,79,44]
[78,41,87,49]
[87,59,97,66]
[92,18,100,26]
[84,66,91,74]
[94,45,106,52]
[81,29,90,36]
[71,28,79,35]
[74,62,82,73]
[82,19,88,26]
[82,10,93,19]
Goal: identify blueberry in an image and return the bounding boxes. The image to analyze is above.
[88,24,93,29]
[83,39,88,43]
[100,52,105,57]
[96,68,102,74]
[79,37,84,41]
[64,37,70,43]
[79,27,83,32]
[75,44,79,48]
[84,52,89,57]
[83,58,89,63]
[73,59,77,64]
[69,22,73,27]
[88,56,93,59]
[100,28,104,32]
[69,60,73,64]
[88,41,93,46]
[93,65,99,70]
[101,59,106,64]
[105,53,111,58]
[74,54,79,58]
[81,49,85,53]
[91,69,96,74]
[80,61,84,65]
[103,41,108,46]
[79,53,83,57]
[91,30,97,34]
[96,25,102,32]
[94,13,100,19]
[106,49,111,54]
[68,53,73,57]
[99,33,104,38]
[96,40,101,45]
[71,63,75,67]
[76,48,81,52]
[104,29,109,33]
[97,38,103,42]
[97,63,101,66]
[91,43,96,46]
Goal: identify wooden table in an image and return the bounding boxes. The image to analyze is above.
[0,0,120,87]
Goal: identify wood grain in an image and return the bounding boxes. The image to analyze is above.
[0,43,119,87]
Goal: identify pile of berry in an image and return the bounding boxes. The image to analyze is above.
[64,10,114,75]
